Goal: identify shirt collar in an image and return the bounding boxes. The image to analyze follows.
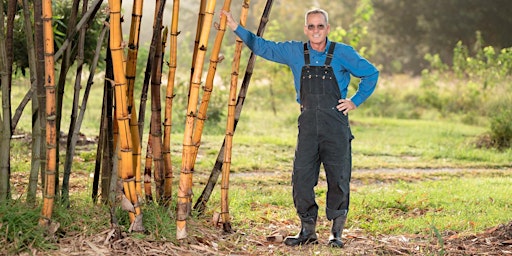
[307,38,331,54]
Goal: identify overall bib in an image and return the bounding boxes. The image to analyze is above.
[292,43,353,222]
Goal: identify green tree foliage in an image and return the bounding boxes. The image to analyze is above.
[11,1,107,76]
[370,0,512,74]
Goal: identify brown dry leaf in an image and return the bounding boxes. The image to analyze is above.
[121,194,135,213]
[502,239,512,245]
[212,212,221,227]
[266,229,288,243]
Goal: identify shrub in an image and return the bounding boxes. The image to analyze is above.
[489,108,512,149]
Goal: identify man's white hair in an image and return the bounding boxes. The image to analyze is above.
[305,9,329,25]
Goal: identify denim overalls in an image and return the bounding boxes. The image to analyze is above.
[292,43,353,222]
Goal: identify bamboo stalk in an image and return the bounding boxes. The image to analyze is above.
[150,19,166,203]
[62,0,90,207]
[125,0,144,198]
[143,128,153,202]
[108,0,144,232]
[137,0,166,144]
[220,0,249,234]
[162,0,180,207]
[191,0,232,166]
[39,0,57,226]
[188,0,207,98]
[176,0,217,240]
[34,0,47,193]
[0,0,13,202]
[24,0,41,205]
[76,17,108,202]
[100,60,115,205]
[93,83,107,203]
[194,0,274,214]
[54,0,81,200]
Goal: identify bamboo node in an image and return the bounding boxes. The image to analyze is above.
[180,169,194,175]
[122,177,136,182]
[43,194,55,199]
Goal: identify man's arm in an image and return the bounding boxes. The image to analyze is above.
[220,10,298,65]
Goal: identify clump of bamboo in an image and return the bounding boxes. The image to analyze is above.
[191,0,233,166]
[194,0,275,214]
[221,0,250,234]
[108,0,144,232]
[39,0,57,227]
[162,0,181,204]
[176,0,217,240]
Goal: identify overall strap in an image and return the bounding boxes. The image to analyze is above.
[324,42,336,66]
[303,43,310,65]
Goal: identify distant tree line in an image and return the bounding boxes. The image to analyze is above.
[6,0,512,77]
[369,0,512,74]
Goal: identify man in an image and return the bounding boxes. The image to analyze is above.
[222,8,379,248]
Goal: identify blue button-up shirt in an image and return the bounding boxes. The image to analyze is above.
[234,26,379,107]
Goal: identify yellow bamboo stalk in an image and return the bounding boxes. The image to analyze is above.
[191,0,232,164]
[176,0,217,240]
[125,0,144,199]
[108,0,144,232]
[189,0,207,91]
[39,0,57,227]
[221,0,250,233]
[162,0,180,206]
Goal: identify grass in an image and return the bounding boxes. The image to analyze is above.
[352,175,512,235]
[3,75,512,254]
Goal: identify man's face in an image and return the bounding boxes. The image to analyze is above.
[304,13,330,45]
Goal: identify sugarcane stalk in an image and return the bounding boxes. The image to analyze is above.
[108,0,144,232]
[220,0,249,234]
[162,0,181,207]
[39,0,57,226]
[125,0,144,197]
[194,0,274,214]
[176,0,217,240]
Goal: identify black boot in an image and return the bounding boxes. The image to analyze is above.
[284,218,318,246]
[328,215,347,248]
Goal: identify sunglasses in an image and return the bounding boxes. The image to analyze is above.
[306,24,326,31]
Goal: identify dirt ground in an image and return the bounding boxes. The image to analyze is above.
[23,219,511,255]
[9,134,512,255]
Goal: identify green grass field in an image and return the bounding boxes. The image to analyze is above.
[3,75,512,255]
